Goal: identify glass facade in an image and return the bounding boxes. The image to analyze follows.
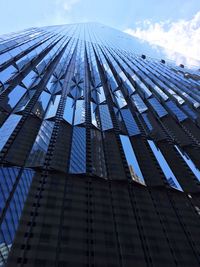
[0,23,200,267]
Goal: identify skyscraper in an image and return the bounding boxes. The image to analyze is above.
[0,23,200,267]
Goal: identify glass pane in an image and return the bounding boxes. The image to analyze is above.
[147,140,182,191]
[120,135,145,184]
[0,114,22,151]
[99,104,113,131]
[115,90,127,108]
[74,100,85,125]
[26,120,54,167]
[91,102,99,128]
[45,95,61,119]
[165,100,187,122]
[63,97,74,124]
[69,127,86,173]
[97,86,106,103]
[121,109,140,136]
[174,145,200,181]
[148,97,168,118]
[33,91,51,118]
[6,86,26,109]
[131,94,148,113]
[14,90,35,112]
[0,65,17,84]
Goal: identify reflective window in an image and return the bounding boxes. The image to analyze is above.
[148,97,168,118]
[14,90,35,112]
[174,145,200,181]
[45,95,61,119]
[124,79,135,95]
[0,52,12,65]
[91,102,100,128]
[120,135,145,184]
[0,65,17,84]
[69,127,86,173]
[6,86,26,109]
[131,73,152,98]
[63,97,74,124]
[97,86,106,103]
[91,129,107,177]
[148,140,182,190]
[0,167,34,265]
[26,120,54,167]
[182,104,197,120]
[0,114,22,151]
[142,113,153,131]
[153,85,168,101]
[22,71,37,88]
[121,109,140,136]
[165,100,187,122]
[131,94,148,113]
[33,91,51,118]
[109,77,118,91]
[99,104,113,131]
[114,90,127,108]
[74,100,85,125]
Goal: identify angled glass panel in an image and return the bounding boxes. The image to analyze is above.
[74,100,85,125]
[182,104,197,120]
[97,86,106,103]
[0,51,12,65]
[174,145,200,181]
[22,71,37,88]
[91,129,107,178]
[0,114,22,151]
[45,95,61,119]
[26,120,54,167]
[121,109,140,136]
[109,77,118,91]
[69,127,86,174]
[148,97,168,118]
[124,79,135,95]
[7,86,26,109]
[14,90,35,112]
[99,104,113,131]
[131,73,152,98]
[33,91,51,118]
[131,93,148,113]
[63,97,74,124]
[91,102,100,128]
[165,100,187,122]
[114,90,127,108]
[0,167,34,265]
[142,113,153,131]
[120,135,145,184]
[153,85,168,101]
[147,140,182,191]
[0,65,17,84]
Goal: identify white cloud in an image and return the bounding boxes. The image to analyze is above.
[51,0,80,25]
[124,12,200,67]
[56,0,80,11]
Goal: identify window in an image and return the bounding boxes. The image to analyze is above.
[69,127,86,173]
[45,95,61,119]
[120,135,145,184]
[131,94,148,113]
[63,97,74,124]
[99,104,113,131]
[174,145,200,181]
[148,97,168,118]
[0,114,22,151]
[148,140,182,190]
[121,109,140,136]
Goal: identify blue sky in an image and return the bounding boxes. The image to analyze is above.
[0,0,200,65]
